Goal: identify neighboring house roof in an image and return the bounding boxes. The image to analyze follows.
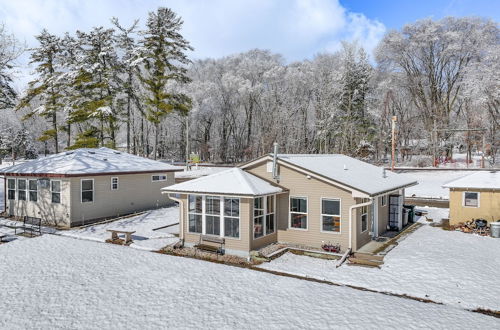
[242,154,417,196]
[0,147,183,177]
[442,171,500,190]
[162,168,283,196]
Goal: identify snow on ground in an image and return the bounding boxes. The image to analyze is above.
[175,166,230,179]
[1,235,498,329]
[259,209,500,312]
[400,171,472,199]
[58,206,180,251]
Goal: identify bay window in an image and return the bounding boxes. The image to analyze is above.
[321,198,341,232]
[29,179,38,202]
[188,195,203,233]
[7,178,15,200]
[290,197,307,229]
[17,179,27,201]
[224,198,240,238]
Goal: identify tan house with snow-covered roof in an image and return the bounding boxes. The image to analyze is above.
[1,147,182,228]
[162,152,417,256]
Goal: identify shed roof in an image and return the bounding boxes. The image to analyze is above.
[254,154,417,196]
[1,147,182,176]
[442,171,500,190]
[162,168,283,196]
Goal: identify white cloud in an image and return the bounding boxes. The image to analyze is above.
[0,0,386,89]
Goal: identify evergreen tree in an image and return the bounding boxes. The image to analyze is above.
[0,24,23,110]
[138,7,192,159]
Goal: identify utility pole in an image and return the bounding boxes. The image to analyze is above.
[391,116,397,171]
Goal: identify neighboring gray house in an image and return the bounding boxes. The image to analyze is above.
[1,147,182,228]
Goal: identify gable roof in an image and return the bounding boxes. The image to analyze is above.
[162,168,283,196]
[1,147,182,177]
[442,171,500,190]
[242,154,417,196]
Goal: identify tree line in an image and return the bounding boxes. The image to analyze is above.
[1,9,498,165]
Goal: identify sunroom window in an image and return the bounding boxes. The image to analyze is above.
[224,198,240,238]
[266,195,275,234]
[290,197,307,229]
[188,195,202,233]
[205,196,220,236]
[254,197,264,238]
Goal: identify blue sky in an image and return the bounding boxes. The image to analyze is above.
[0,0,498,89]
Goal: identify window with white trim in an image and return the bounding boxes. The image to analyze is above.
[51,180,61,203]
[266,195,275,234]
[152,175,167,182]
[111,177,119,190]
[205,196,220,236]
[81,179,94,203]
[188,195,202,233]
[29,179,38,202]
[381,195,387,207]
[322,198,341,232]
[254,197,264,238]
[290,197,307,229]
[7,178,15,200]
[361,204,368,232]
[224,198,240,238]
[464,192,479,207]
[17,179,27,201]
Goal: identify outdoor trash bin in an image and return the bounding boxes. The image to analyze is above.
[490,222,500,238]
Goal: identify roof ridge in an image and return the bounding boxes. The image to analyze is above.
[234,168,259,194]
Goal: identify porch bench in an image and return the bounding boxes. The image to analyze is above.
[107,229,136,245]
[16,216,42,237]
[194,235,225,255]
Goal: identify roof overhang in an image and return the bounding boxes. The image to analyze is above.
[162,189,288,198]
[0,169,183,177]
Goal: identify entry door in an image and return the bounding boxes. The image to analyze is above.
[388,195,401,230]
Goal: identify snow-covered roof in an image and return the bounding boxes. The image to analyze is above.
[162,168,283,196]
[1,147,182,176]
[275,154,417,196]
[442,171,500,190]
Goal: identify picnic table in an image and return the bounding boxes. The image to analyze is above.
[107,229,136,245]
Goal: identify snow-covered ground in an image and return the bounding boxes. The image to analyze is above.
[401,170,473,199]
[1,235,498,329]
[58,206,180,251]
[259,208,500,312]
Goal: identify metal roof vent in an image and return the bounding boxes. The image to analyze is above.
[383,168,387,178]
[343,164,348,170]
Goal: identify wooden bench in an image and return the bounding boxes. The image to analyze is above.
[194,235,225,255]
[107,229,136,245]
[16,216,42,237]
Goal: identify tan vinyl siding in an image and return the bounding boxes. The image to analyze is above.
[354,198,372,250]
[378,195,389,235]
[246,162,357,252]
[69,172,174,226]
[5,176,71,227]
[449,188,500,225]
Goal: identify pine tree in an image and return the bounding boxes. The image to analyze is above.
[138,7,192,159]
[17,29,62,153]
[0,24,23,110]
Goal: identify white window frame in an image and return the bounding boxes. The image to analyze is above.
[289,196,308,231]
[463,191,480,208]
[17,178,27,201]
[51,180,61,204]
[28,179,38,202]
[7,178,16,200]
[381,195,387,207]
[152,175,167,182]
[204,195,221,236]
[223,197,240,240]
[111,177,119,190]
[361,204,368,233]
[81,179,94,203]
[253,196,265,239]
[187,195,203,234]
[320,198,341,234]
[265,195,276,235]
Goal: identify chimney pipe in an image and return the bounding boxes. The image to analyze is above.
[272,142,280,180]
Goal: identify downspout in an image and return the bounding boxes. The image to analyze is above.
[349,198,373,251]
[167,193,184,242]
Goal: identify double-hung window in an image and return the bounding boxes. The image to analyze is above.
[266,195,275,234]
[81,179,94,203]
[111,177,119,190]
[7,178,15,200]
[29,179,38,202]
[464,192,479,207]
[205,196,220,236]
[17,179,27,201]
[321,198,341,232]
[188,195,203,233]
[361,204,368,232]
[254,197,265,238]
[224,198,240,238]
[51,180,61,203]
[290,197,307,229]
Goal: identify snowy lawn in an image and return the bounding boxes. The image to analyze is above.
[259,208,500,312]
[58,206,180,251]
[1,235,499,329]
[400,171,471,199]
